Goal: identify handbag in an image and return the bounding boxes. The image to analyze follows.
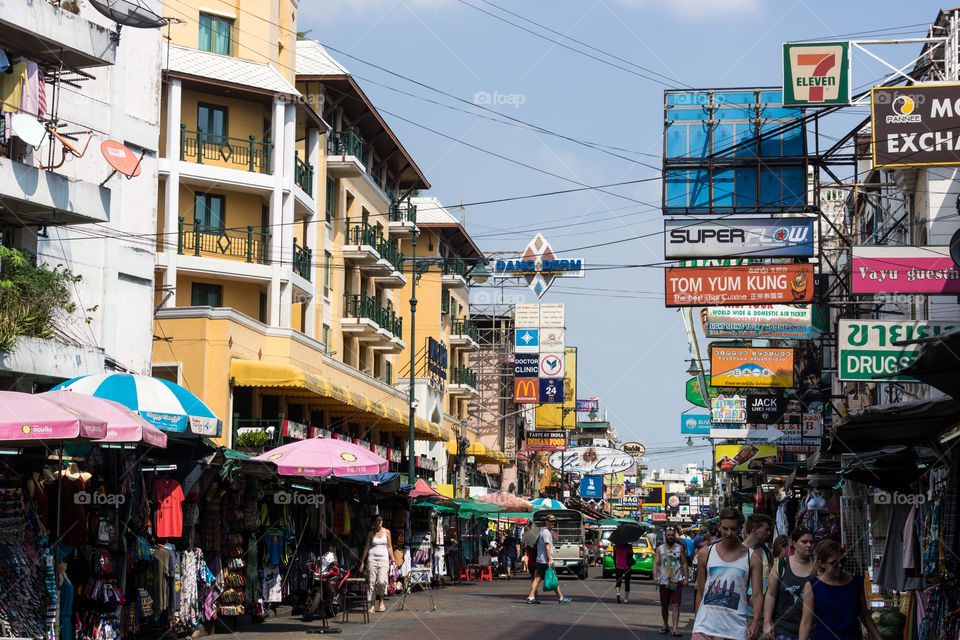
[543,566,559,592]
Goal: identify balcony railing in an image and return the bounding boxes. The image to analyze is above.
[180,125,272,174]
[293,238,312,281]
[451,318,479,342]
[178,217,270,264]
[442,258,467,278]
[388,201,417,224]
[347,222,402,271]
[343,294,403,338]
[328,129,363,159]
[294,153,314,196]
[376,236,403,272]
[450,366,477,388]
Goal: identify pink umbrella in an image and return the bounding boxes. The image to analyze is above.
[0,391,106,443]
[475,491,534,512]
[38,390,167,448]
[253,438,388,477]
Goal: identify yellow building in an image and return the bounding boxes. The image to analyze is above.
[152,4,452,478]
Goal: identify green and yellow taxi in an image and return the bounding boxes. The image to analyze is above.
[601,534,655,579]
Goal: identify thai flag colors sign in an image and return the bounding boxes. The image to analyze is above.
[710,347,795,388]
[664,264,814,307]
[851,246,960,294]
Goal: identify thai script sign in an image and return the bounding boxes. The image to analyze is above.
[681,414,713,434]
[665,265,814,307]
[838,319,959,380]
[871,84,960,167]
[710,347,795,388]
[705,305,812,338]
[664,218,814,259]
[851,246,960,294]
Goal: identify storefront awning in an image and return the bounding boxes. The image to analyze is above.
[229,360,451,442]
[467,441,509,465]
[827,397,960,454]
[882,327,960,400]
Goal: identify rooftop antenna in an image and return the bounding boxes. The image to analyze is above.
[88,0,167,41]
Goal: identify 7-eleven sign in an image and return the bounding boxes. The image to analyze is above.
[783,42,850,106]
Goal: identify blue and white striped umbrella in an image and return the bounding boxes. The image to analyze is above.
[530,497,566,510]
[52,374,221,436]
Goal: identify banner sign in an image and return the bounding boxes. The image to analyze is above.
[851,246,960,294]
[427,337,448,379]
[638,484,665,507]
[664,218,814,259]
[711,395,747,423]
[526,430,567,452]
[514,353,539,377]
[547,446,635,475]
[515,328,539,353]
[746,393,785,424]
[620,442,645,457]
[665,264,814,307]
[514,304,541,328]
[282,420,309,440]
[621,495,640,508]
[705,305,812,339]
[493,234,584,298]
[838,319,959,380]
[539,378,564,403]
[871,84,960,167]
[580,475,603,499]
[539,352,565,378]
[514,378,538,403]
[540,303,565,327]
[540,327,565,351]
[686,375,718,408]
[783,42,851,106]
[576,398,599,412]
[681,414,713,434]
[710,347,795,388]
[715,444,778,472]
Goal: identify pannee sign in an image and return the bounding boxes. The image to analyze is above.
[665,265,813,307]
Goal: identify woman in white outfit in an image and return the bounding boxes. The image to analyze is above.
[359,515,393,612]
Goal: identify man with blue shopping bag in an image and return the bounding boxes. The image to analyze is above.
[526,515,572,604]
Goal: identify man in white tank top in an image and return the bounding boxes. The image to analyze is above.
[692,507,763,640]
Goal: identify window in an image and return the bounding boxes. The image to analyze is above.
[385,361,392,385]
[323,251,332,298]
[197,103,227,140]
[325,178,336,223]
[194,194,225,230]
[199,13,233,55]
[191,282,222,307]
[322,324,331,354]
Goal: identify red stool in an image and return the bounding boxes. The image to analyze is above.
[477,566,493,582]
[458,566,471,582]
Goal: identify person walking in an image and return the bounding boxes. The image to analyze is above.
[359,515,393,613]
[798,540,883,640]
[744,513,774,621]
[771,535,790,562]
[613,539,634,604]
[692,507,764,640]
[526,515,572,604]
[501,530,518,579]
[763,528,814,640]
[655,525,689,636]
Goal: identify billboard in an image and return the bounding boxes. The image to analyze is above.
[851,246,960,294]
[540,378,564,403]
[705,305,812,339]
[663,89,806,215]
[711,395,747,423]
[664,217,814,259]
[838,319,959,381]
[493,235,584,298]
[547,446,635,475]
[715,444,778,472]
[526,430,567,452]
[638,484,665,507]
[514,353,538,377]
[664,264,814,307]
[514,378,538,403]
[871,84,960,167]
[537,347,577,427]
[681,414,713,434]
[746,393,785,424]
[580,475,603,499]
[576,398,599,412]
[686,375,718,407]
[783,42,851,106]
[710,347,795,388]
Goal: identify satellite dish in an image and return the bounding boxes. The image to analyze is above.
[88,0,166,39]
[10,113,47,148]
[101,140,143,178]
[950,228,960,270]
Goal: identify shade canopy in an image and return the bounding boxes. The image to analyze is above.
[530,497,566,510]
[827,397,960,453]
[253,438,388,477]
[38,390,167,447]
[474,491,533,512]
[53,374,221,435]
[0,391,106,444]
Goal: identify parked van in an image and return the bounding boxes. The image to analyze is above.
[532,509,588,580]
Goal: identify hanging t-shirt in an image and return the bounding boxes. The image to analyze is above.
[156,479,185,538]
[263,526,289,565]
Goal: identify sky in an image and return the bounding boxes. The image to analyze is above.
[299,0,946,472]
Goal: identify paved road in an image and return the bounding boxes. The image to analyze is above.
[230,568,698,640]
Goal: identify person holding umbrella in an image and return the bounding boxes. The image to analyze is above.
[609,521,644,604]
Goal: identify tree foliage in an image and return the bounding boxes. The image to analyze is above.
[0,247,80,351]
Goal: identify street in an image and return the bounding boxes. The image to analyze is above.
[231,570,695,640]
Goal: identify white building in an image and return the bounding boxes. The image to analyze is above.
[0,0,162,388]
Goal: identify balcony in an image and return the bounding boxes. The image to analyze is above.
[293,239,312,281]
[442,257,468,289]
[294,153,314,197]
[177,217,270,264]
[448,366,479,398]
[342,222,402,277]
[449,319,480,352]
[388,201,417,238]
[327,129,365,176]
[180,125,272,174]
[341,294,404,352]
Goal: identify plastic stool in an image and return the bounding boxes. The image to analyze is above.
[458,566,471,582]
[477,566,493,582]
[341,578,370,624]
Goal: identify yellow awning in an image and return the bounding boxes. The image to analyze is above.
[467,441,509,466]
[229,360,451,441]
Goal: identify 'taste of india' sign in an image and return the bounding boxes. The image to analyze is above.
[494,234,585,298]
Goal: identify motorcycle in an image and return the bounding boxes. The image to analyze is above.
[303,552,349,621]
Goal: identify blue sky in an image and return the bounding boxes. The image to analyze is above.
[300,0,945,471]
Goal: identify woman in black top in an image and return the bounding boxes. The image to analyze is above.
[763,528,815,640]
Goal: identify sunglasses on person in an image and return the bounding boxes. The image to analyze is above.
[823,557,845,568]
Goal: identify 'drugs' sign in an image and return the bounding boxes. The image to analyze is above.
[838,319,959,380]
